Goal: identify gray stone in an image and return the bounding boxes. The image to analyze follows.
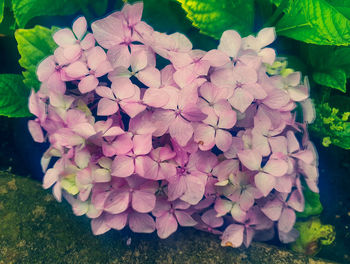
[0,172,339,264]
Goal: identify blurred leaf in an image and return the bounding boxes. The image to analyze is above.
[15,25,57,91]
[0,74,31,117]
[291,218,335,256]
[11,0,85,27]
[296,185,323,218]
[0,0,16,36]
[128,0,217,50]
[89,0,108,16]
[276,0,350,45]
[310,102,350,149]
[0,0,4,23]
[175,0,254,39]
[313,69,347,93]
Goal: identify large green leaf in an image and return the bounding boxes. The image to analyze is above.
[175,0,254,39]
[15,25,57,91]
[326,0,350,19]
[276,0,350,45]
[0,74,31,117]
[313,69,347,92]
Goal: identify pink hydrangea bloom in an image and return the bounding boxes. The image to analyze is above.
[28,1,319,249]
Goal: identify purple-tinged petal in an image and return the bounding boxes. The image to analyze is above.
[78,75,99,93]
[132,190,156,213]
[64,61,89,78]
[202,209,224,228]
[215,129,232,152]
[174,210,197,227]
[261,199,283,221]
[221,224,244,248]
[237,149,262,171]
[169,116,193,147]
[104,190,130,214]
[278,207,296,233]
[156,212,178,239]
[263,159,288,177]
[28,120,44,143]
[136,67,161,88]
[129,212,156,233]
[255,172,275,197]
[111,155,134,177]
[91,15,124,49]
[105,212,128,230]
[91,215,111,235]
[229,88,254,113]
[97,98,119,116]
[143,88,169,107]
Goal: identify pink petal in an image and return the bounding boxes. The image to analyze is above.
[97,98,119,116]
[133,134,152,156]
[111,155,135,177]
[129,212,156,233]
[64,61,89,78]
[215,129,232,152]
[132,190,156,213]
[261,199,283,221]
[169,116,193,146]
[80,33,95,50]
[263,89,290,109]
[104,190,130,214]
[95,60,113,77]
[136,67,161,88]
[181,175,206,205]
[182,104,207,122]
[174,210,197,226]
[263,159,288,177]
[91,216,111,235]
[229,88,254,113]
[37,56,55,82]
[230,203,247,223]
[96,86,115,100]
[214,198,232,217]
[202,209,224,228]
[113,134,133,155]
[278,207,296,233]
[53,28,76,46]
[143,88,169,108]
[257,27,276,47]
[255,172,276,197]
[135,156,159,180]
[202,49,230,67]
[221,224,244,248]
[105,212,128,230]
[131,49,147,72]
[78,75,98,93]
[237,149,262,171]
[28,120,44,143]
[167,176,187,201]
[111,77,136,99]
[73,16,87,40]
[107,45,131,68]
[239,189,255,211]
[122,2,143,26]
[63,44,81,62]
[87,46,108,70]
[291,150,314,164]
[42,168,58,189]
[156,212,178,239]
[218,30,241,58]
[91,15,124,49]
[194,124,215,151]
[286,130,300,154]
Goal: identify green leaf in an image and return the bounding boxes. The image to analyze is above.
[296,185,323,218]
[11,0,88,28]
[0,0,4,23]
[175,0,254,39]
[0,74,31,117]
[0,0,16,36]
[89,0,108,16]
[276,0,350,45]
[313,69,347,92]
[15,25,58,91]
[326,0,350,19]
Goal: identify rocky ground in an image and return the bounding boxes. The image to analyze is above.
[0,171,339,264]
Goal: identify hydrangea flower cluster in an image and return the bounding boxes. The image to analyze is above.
[28,2,318,248]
